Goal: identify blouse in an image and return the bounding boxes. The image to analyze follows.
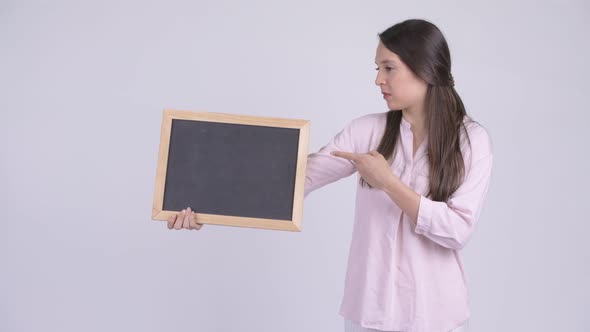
[303,111,494,332]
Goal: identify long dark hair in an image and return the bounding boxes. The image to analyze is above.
[361,19,476,202]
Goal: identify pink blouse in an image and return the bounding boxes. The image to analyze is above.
[303,111,494,332]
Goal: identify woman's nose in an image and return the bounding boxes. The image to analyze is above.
[375,72,385,86]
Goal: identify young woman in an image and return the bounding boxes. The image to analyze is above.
[169,18,493,332]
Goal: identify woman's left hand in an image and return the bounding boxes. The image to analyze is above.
[331,150,397,191]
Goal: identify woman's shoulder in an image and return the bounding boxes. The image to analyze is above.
[461,116,493,164]
[347,111,389,139]
[348,111,388,127]
[346,111,389,151]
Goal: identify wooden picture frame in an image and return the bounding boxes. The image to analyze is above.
[151,108,310,231]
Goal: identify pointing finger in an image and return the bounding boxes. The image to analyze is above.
[331,151,358,161]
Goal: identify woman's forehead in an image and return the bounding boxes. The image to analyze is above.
[375,43,401,64]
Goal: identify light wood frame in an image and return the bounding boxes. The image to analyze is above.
[151,108,310,232]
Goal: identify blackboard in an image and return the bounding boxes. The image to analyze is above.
[152,109,310,231]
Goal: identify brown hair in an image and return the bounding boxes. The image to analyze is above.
[361,19,478,202]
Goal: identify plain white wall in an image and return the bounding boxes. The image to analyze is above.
[1,0,588,331]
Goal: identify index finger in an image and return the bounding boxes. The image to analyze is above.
[331,150,358,161]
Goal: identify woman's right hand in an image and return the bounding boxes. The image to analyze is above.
[167,206,204,231]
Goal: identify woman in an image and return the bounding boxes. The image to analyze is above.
[169,18,493,332]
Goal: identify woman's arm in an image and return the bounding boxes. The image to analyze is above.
[382,176,422,226]
[383,127,494,250]
[304,118,360,198]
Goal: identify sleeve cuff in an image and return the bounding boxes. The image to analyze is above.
[415,195,433,234]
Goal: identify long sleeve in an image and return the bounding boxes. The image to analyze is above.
[414,126,494,250]
[303,119,360,198]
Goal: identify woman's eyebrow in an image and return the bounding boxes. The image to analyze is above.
[374,60,396,65]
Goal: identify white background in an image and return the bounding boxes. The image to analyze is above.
[1,0,588,331]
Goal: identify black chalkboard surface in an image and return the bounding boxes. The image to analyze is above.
[152,109,310,231]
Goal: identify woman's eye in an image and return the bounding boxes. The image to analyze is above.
[374,67,393,72]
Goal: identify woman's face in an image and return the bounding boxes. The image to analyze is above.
[374,41,428,112]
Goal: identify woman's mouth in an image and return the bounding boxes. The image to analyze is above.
[382,93,391,99]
